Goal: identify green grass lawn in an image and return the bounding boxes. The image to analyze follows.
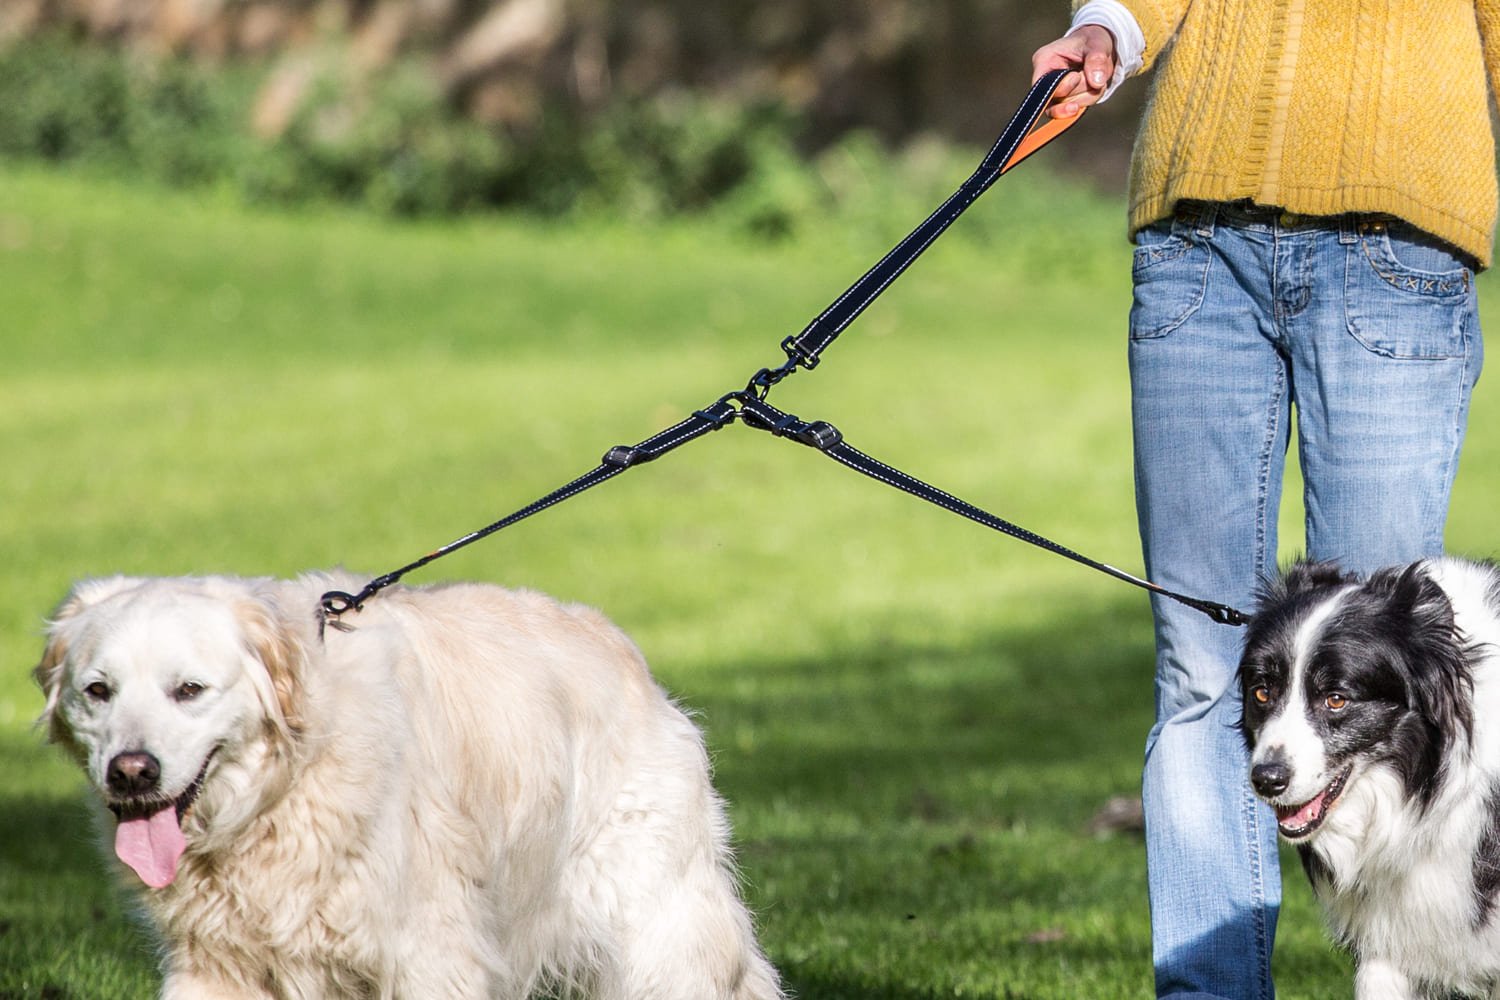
[2,163,1497,998]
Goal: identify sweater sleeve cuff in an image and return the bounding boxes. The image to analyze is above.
[1070,0,1145,104]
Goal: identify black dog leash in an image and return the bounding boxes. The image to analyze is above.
[319,70,1251,630]
[733,397,1250,626]
[318,399,742,622]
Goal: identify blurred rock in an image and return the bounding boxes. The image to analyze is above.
[1087,795,1145,838]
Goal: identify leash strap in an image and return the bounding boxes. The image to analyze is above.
[779,68,1082,371]
[319,400,739,617]
[320,73,1081,623]
[735,397,1251,627]
[318,71,1252,629]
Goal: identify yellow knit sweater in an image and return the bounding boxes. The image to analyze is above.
[1094,0,1500,267]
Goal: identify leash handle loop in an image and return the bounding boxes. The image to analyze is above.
[998,106,1082,176]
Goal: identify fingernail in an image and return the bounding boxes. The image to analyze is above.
[1091,70,1106,86]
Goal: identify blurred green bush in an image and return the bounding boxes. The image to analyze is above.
[0,32,1111,249]
[0,34,809,227]
[0,35,245,185]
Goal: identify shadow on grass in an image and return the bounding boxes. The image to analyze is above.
[684,595,1165,997]
[0,792,99,872]
[778,967,995,1000]
[695,593,1159,827]
[0,791,159,999]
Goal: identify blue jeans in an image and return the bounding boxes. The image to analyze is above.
[1129,201,1483,999]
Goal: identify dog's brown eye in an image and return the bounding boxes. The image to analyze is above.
[83,682,111,702]
[1325,693,1348,711]
[1252,686,1271,705]
[174,682,205,702]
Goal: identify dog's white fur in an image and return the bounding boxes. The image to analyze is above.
[35,573,783,1000]
[1248,558,1500,999]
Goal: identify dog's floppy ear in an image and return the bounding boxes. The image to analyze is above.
[1373,562,1475,799]
[231,592,309,737]
[1364,561,1462,653]
[33,577,144,742]
[1279,559,1360,596]
[1387,560,1471,709]
[1250,559,1358,627]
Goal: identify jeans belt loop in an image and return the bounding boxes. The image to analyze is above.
[1191,201,1217,238]
[1338,213,1360,245]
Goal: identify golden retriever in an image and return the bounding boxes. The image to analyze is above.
[34,573,783,1000]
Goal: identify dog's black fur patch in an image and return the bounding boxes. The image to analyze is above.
[1472,783,1500,928]
[1239,560,1474,812]
[1233,557,1500,991]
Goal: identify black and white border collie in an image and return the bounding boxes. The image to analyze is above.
[1239,557,1500,999]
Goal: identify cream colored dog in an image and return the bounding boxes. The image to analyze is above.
[34,573,782,1000]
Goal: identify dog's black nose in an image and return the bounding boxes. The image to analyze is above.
[107,751,161,797]
[1251,761,1291,798]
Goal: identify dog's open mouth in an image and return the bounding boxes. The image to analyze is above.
[1274,765,1352,840]
[109,750,215,889]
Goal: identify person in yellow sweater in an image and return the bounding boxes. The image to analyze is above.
[1033,4,1493,998]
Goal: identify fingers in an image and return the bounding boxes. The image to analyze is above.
[1030,24,1118,118]
[1030,35,1089,84]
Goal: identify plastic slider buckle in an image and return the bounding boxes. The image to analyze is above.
[779,335,821,371]
[693,398,741,428]
[768,413,803,438]
[601,445,640,468]
[795,421,843,451]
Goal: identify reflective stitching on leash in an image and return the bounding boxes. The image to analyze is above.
[318,72,1249,633]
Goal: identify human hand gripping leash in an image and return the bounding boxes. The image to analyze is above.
[318,69,1251,634]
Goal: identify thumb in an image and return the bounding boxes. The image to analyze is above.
[1083,48,1115,93]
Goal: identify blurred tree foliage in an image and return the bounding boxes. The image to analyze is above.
[0,1,1147,220]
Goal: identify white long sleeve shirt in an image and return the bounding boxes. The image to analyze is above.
[1069,1,1145,103]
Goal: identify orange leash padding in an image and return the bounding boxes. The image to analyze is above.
[1002,107,1085,175]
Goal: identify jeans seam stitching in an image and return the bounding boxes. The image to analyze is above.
[1251,360,1284,1000]
[1245,783,1272,1000]
[1253,364,1286,577]
[1430,307,1479,552]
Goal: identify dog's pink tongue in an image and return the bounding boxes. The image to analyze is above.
[1277,792,1326,831]
[115,806,185,889]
